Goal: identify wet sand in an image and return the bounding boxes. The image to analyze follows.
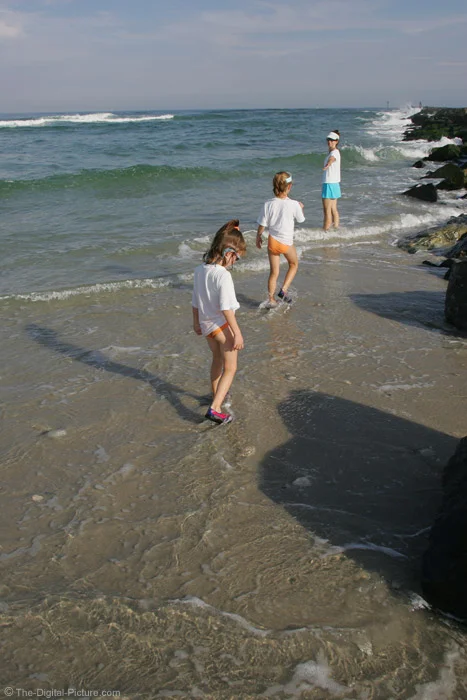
[1,241,467,698]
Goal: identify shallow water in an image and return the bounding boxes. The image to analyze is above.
[1,237,467,697]
[1,106,465,298]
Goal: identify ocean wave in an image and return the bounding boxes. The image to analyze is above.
[177,207,466,265]
[366,105,421,139]
[260,144,422,167]
[293,206,465,245]
[0,112,174,128]
[365,107,465,163]
[343,134,463,164]
[0,277,171,302]
[0,163,237,194]
[340,144,412,164]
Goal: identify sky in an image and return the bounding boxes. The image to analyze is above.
[0,0,466,112]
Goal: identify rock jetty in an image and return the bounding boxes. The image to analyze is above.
[404,107,467,143]
[401,107,467,200]
[398,108,467,330]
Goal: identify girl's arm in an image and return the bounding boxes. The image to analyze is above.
[256,224,265,249]
[222,309,244,350]
[323,156,336,171]
[192,306,202,335]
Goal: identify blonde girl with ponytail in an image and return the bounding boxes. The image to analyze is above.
[256,171,305,306]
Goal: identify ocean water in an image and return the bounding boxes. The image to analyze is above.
[1,108,467,698]
[1,106,465,299]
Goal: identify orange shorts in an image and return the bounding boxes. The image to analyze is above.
[207,322,228,338]
[268,236,290,256]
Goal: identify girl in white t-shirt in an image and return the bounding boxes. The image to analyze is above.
[192,219,246,425]
[256,171,305,306]
[322,130,341,231]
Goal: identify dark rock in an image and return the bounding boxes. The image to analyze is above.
[422,259,453,268]
[427,144,461,162]
[445,259,467,330]
[422,436,467,620]
[413,160,426,168]
[437,178,463,191]
[402,183,437,202]
[423,163,466,189]
[398,214,467,254]
[445,231,467,258]
[404,107,467,141]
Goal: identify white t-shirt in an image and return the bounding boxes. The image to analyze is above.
[257,197,305,246]
[323,148,341,184]
[192,263,240,336]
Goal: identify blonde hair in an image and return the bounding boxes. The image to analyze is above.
[273,171,292,197]
[203,219,246,264]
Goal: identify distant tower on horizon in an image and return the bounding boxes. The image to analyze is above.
[386,101,390,109]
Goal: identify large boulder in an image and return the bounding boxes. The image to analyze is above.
[423,163,466,190]
[398,214,467,253]
[446,232,467,258]
[437,178,466,192]
[422,437,467,620]
[445,259,467,330]
[427,144,461,162]
[402,183,437,203]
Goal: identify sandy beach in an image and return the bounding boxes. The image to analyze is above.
[1,235,467,697]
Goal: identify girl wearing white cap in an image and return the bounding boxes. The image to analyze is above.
[322,130,341,231]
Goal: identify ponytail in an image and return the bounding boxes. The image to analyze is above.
[273,171,292,197]
[203,219,247,264]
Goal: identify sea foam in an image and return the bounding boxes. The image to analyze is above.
[1,277,171,302]
[0,112,174,128]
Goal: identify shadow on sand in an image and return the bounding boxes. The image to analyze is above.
[26,323,203,424]
[259,389,457,588]
[351,290,467,337]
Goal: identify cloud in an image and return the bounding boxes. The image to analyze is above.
[161,0,467,41]
[0,10,23,38]
[400,14,467,35]
[0,0,465,110]
[437,60,467,67]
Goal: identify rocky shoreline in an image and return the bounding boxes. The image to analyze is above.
[396,110,467,622]
[404,107,467,143]
[402,108,467,203]
[396,107,467,332]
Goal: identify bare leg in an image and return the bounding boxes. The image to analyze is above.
[267,250,281,303]
[322,198,333,231]
[330,199,340,228]
[281,245,298,293]
[208,338,223,397]
[206,327,237,412]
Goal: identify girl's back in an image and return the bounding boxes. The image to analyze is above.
[259,196,304,245]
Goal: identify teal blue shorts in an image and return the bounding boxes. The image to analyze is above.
[322,183,341,199]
